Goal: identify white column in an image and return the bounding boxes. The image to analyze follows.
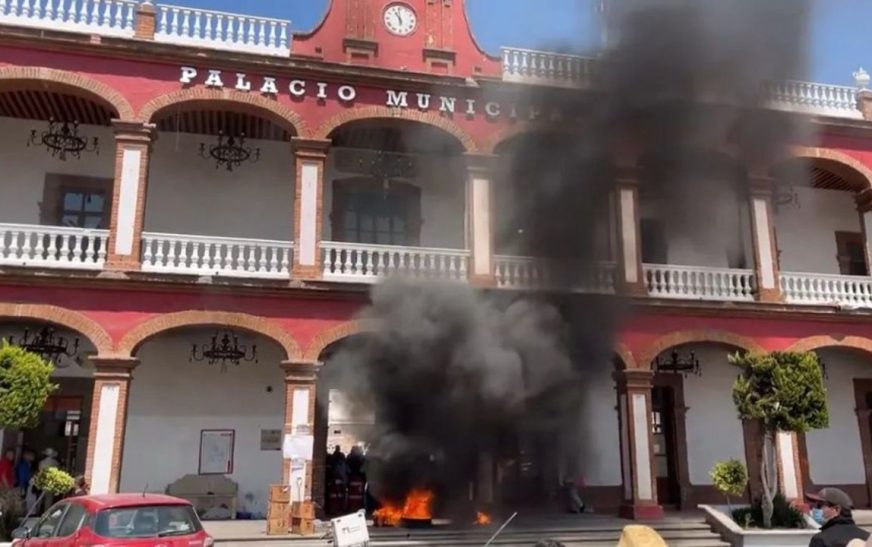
[292,139,330,279]
[466,154,495,283]
[282,361,318,502]
[106,122,154,270]
[85,359,137,494]
[615,176,646,295]
[617,369,663,520]
[749,178,781,302]
[776,432,802,500]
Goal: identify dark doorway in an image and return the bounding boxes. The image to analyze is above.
[650,385,680,506]
[854,379,872,507]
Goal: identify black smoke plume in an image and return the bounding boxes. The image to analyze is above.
[322,0,812,515]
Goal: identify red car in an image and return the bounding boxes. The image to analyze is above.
[11,494,214,547]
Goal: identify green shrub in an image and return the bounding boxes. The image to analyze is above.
[731,494,805,529]
[34,468,75,496]
[0,489,23,540]
[711,459,748,498]
[0,343,56,429]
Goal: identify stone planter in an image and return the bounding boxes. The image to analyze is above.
[699,504,819,547]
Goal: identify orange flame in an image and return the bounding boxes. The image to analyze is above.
[373,489,434,526]
[475,511,492,526]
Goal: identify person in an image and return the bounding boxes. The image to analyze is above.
[0,449,15,490]
[807,487,869,547]
[38,448,59,472]
[15,449,34,491]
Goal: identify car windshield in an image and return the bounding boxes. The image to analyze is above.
[93,505,202,538]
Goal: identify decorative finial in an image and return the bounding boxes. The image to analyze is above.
[854,67,870,90]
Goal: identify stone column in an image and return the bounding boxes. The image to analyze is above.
[134,0,156,39]
[105,121,155,271]
[291,138,331,280]
[615,369,663,519]
[84,358,138,494]
[465,153,495,286]
[614,172,647,296]
[281,360,319,502]
[775,432,804,501]
[748,176,782,302]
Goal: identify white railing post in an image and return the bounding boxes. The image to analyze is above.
[0,224,108,270]
[320,242,470,284]
[642,264,756,302]
[780,271,872,309]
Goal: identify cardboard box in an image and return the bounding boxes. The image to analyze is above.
[268,501,290,520]
[269,484,291,503]
[266,516,289,536]
[290,501,315,519]
[292,517,315,536]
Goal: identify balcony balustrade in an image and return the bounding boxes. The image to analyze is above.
[501,47,596,88]
[321,241,469,283]
[0,223,108,270]
[0,0,136,37]
[643,264,756,302]
[493,255,616,294]
[780,271,872,309]
[765,80,863,119]
[141,232,292,279]
[154,4,290,56]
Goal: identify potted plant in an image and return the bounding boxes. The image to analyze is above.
[711,459,748,513]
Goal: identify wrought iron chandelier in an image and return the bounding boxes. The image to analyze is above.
[773,181,800,212]
[8,326,79,367]
[653,349,701,377]
[200,131,260,171]
[190,331,257,372]
[335,148,417,193]
[27,118,98,161]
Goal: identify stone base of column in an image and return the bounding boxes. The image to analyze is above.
[469,273,495,288]
[104,257,140,272]
[620,502,664,520]
[756,287,783,303]
[292,265,322,280]
[618,280,649,297]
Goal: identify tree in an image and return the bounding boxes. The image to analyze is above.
[730,351,828,529]
[0,342,56,429]
[711,459,748,512]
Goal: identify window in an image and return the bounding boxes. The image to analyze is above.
[835,232,868,276]
[35,504,67,538]
[55,502,87,537]
[93,505,202,539]
[332,179,421,246]
[41,175,112,229]
[640,218,668,264]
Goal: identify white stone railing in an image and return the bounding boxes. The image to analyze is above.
[780,272,872,308]
[141,232,292,279]
[501,47,595,88]
[154,4,290,56]
[321,241,469,283]
[644,264,756,301]
[494,255,615,293]
[0,223,108,270]
[766,80,862,119]
[0,0,136,37]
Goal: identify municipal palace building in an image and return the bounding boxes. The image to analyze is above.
[2,0,872,521]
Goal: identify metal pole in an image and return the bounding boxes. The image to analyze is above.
[483,511,518,547]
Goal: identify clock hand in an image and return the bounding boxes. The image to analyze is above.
[395,12,402,26]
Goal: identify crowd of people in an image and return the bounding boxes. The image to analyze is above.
[0,447,87,515]
[324,445,368,517]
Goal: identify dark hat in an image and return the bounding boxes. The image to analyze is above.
[806,487,854,509]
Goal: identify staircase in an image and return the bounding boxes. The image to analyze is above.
[212,514,730,547]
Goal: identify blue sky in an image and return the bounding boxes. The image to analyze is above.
[170,0,869,86]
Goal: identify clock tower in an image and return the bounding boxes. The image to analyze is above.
[293,0,500,77]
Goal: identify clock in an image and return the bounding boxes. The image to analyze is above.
[384,3,417,36]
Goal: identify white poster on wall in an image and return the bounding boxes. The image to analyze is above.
[199,430,235,474]
[283,433,314,460]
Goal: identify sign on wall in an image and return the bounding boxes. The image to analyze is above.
[260,429,282,451]
[199,429,235,474]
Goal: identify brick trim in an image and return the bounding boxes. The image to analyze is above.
[616,343,638,370]
[637,329,766,370]
[483,122,572,154]
[0,66,135,120]
[115,310,302,359]
[777,146,872,192]
[138,87,309,137]
[313,105,478,153]
[0,302,112,354]
[786,334,872,355]
[303,319,374,361]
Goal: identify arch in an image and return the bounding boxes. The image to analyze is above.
[786,334,872,357]
[303,319,377,362]
[0,303,113,355]
[775,145,872,192]
[485,122,572,155]
[138,88,308,137]
[117,311,302,360]
[638,329,766,370]
[0,66,135,120]
[615,343,638,370]
[313,105,477,153]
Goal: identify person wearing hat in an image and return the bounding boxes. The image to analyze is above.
[806,487,869,547]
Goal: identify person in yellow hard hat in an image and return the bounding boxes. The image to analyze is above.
[617,525,668,547]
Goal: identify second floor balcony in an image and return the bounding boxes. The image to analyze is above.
[2,84,872,313]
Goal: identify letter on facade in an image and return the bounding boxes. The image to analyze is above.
[386,90,409,108]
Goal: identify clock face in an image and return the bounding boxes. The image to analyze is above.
[384,3,417,36]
